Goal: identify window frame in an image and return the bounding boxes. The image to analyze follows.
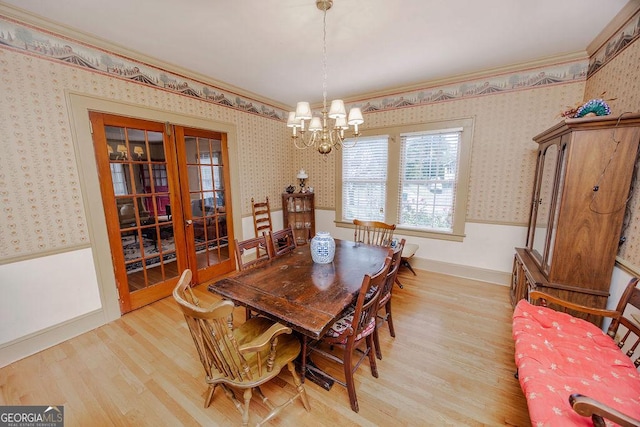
[335,118,474,242]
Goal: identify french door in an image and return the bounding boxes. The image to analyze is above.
[90,113,235,313]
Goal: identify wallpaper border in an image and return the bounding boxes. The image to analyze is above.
[588,8,640,78]
[0,9,592,121]
[352,60,588,113]
[0,13,288,122]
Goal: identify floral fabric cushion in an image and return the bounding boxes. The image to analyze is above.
[513,299,640,426]
[325,305,376,343]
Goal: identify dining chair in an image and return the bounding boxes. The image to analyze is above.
[251,196,273,238]
[305,252,393,413]
[353,219,396,247]
[395,242,419,289]
[234,235,273,319]
[373,238,405,360]
[173,269,310,426]
[270,227,297,257]
[235,235,273,270]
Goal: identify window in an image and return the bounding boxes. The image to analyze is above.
[110,163,128,196]
[337,118,473,241]
[342,136,388,221]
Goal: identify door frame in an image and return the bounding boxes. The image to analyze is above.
[68,93,241,322]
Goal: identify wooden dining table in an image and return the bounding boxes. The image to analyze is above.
[207,238,390,384]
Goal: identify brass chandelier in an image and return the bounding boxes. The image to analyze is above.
[287,0,364,155]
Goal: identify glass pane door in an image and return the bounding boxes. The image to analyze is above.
[91,113,185,313]
[175,127,235,284]
[91,114,235,313]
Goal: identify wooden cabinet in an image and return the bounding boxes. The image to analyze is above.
[282,192,315,245]
[512,114,640,322]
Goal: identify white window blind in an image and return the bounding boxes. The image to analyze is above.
[110,163,127,196]
[342,136,388,221]
[398,129,462,232]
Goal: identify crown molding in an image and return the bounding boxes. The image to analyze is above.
[587,0,640,56]
[0,2,291,112]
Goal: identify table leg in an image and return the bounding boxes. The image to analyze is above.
[301,336,307,383]
[297,336,334,390]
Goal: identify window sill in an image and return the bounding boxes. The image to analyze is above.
[334,221,465,242]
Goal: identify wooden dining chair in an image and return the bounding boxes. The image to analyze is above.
[373,238,405,360]
[234,235,273,270]
[305,252,393,413]
[270,227,297,257]
[234,235,273,319]
[353,219,396,247]
[173,269,310,426]
[251,197,273,238]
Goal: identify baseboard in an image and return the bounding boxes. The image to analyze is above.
[409,256,511,286]
[0,309,106,367]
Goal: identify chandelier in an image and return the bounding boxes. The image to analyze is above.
[287,0,364,155]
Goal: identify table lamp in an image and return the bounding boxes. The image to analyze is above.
[297,169,308,192]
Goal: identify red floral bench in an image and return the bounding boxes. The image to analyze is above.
[512,278,640,426]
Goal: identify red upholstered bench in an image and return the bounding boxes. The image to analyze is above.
[512,279,640,427]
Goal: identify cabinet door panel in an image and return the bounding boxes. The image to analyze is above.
[531,143,558,264]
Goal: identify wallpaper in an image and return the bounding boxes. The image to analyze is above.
[0,15,288,122]
[1,7,638,266]
[585,31,640,265]
[0,48,292,260]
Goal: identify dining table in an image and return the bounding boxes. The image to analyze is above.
[207,238,390,386]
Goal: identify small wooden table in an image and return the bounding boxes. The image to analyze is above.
[208,239,390,383]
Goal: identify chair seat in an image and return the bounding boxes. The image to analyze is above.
[401,243,418,259]
[210,316,302,386]
[325,305,376,343]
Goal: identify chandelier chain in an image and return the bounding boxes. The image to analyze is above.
[287,0,363,156]
[322,7,328,112]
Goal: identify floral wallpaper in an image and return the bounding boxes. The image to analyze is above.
[1,6,639,266]
[0,47,292,261]
[585,11,640,266]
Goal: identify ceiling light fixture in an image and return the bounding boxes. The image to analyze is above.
[287,0,363,156]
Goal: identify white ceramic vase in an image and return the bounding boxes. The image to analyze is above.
[310,231,336,264]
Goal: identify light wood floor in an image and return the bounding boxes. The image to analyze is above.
[0,269,531,426]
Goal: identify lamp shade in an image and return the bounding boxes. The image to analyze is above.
[295,102,312,120]
[297,169,308,179]
[287,112,301,128]
[308,117,322,132]
[347,107,364,125]
[328,99,346,119]
[334,116,348,129]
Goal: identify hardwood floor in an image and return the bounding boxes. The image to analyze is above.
[0,269,531,426]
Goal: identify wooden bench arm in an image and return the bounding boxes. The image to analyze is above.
[569,394,640,427]
[528,290,620,319]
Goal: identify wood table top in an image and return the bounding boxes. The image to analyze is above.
[208,239,390,340]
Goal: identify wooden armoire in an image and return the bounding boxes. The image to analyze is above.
[512,113,640,322]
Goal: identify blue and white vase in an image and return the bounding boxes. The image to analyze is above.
[310,231,336,264]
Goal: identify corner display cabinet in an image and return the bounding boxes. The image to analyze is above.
[512,113,640,323]
[282,192,315,245]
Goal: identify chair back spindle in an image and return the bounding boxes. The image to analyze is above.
[353,219,396,247]
[172,269,310,422]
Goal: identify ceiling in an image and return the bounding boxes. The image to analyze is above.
[2,0,633,108]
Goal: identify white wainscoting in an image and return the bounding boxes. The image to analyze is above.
[0,248,104,366]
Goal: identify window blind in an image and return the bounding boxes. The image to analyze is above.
[398,129,462,232]
[342,136,388,221]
